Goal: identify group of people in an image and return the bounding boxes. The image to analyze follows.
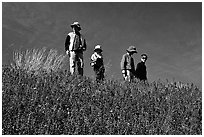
[121,46,148,82]
[65,21,148,82]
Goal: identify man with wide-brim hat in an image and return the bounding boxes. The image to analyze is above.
[120,46,137,82]
[65,21,87,76]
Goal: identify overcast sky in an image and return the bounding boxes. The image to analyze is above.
[2,2,202,87]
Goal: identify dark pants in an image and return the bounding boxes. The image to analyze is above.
[94,66,105,82]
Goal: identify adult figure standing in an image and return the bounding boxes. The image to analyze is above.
[65,21,87,76]
[135,54,148,81]
[120,46,137,82]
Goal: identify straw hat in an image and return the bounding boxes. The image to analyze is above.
[126,46,137,53]
[94,45,102,52]
[71,21,81,30]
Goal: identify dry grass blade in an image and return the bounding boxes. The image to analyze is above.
[12,47,66,75]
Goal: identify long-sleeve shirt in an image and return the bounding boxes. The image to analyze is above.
[65,32,87,52]
[120,53,135,71]
[135,62,147,80]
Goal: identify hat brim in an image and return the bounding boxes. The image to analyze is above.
[71,24,81,30]
[127,50,137,53]
[94,49,103,52]
[141,54,147,57]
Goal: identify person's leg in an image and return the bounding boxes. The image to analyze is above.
[100,71,105,81]
[126,70,131,82]
[77,52,84,76]
[122,70,127,80]
[100,67,105,81]
[93,67,99,82]
[122,74,126,80]
[69,51,76,75]
[130,71,134,82]
[96,72,100,82]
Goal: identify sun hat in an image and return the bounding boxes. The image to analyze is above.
[71,21,81,30]
[126,46,137,53]
[94,45,102,52]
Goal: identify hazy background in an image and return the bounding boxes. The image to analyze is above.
[2,2,202,87]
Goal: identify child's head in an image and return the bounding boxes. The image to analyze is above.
[94,45,103,53]
[141,54,148,62]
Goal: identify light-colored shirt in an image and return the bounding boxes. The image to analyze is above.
[120,53,135,71]
[67,32,86,51]
[91,52,103,61]
[91,52,104,68]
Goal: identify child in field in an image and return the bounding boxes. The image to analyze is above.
[91,45,105,82]
[135,54,148,81]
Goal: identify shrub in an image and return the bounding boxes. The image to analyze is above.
[11,48,67,75]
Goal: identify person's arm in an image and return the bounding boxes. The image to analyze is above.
[135,63,140,78]
[90,53,97,67]
[82,39,87,51]
[144,66,147,80]
[65,35,70,55]
[131,58,136,75]
[120,54,127,75]
[80,34,87,51]
[65,35,70,52]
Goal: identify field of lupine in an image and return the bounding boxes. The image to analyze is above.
[2,65,202,135]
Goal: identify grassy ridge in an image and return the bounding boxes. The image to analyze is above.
[2,65,202,135]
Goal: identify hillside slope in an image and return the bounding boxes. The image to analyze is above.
[2,65,202,135]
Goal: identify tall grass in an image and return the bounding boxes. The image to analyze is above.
[2,65,202,135]
[11,48,67,75]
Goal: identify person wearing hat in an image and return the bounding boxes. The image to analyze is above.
[120,46,137,82]
[65,21,87,76]
[135,54,148,81]
[90,45,105,82]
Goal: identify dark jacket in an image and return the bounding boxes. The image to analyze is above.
[135,62,147,80]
